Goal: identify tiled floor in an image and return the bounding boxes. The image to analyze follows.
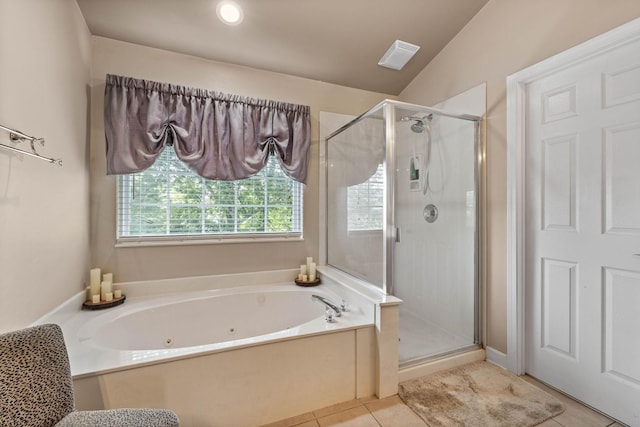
[262,376,623,427]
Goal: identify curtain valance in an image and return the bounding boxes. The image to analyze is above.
[104,74,311,183]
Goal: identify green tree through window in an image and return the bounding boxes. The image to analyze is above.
[117,148,302,240]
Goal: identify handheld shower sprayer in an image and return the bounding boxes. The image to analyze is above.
[401,114,435,196]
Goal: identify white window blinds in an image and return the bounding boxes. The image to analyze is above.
[117,148,302,242]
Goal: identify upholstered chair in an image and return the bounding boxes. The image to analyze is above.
[0,323,179,427]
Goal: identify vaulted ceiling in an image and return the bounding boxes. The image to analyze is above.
[76,0,489,95]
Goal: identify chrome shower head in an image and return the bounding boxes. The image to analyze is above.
[400,114,432,133]
[411,121,425,133]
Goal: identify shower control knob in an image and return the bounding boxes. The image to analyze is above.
[423,204,438,223]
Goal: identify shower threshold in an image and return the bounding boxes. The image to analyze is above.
[399,343,482,370]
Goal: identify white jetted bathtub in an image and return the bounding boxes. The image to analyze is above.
[83,285,355,353]
[38,269,400,426]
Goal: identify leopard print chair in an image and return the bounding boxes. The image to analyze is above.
[0,324,179,426]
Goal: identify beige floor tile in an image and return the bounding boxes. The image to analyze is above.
[317,406,380,427]
[260,411,315,427]
[295,421,320,427]
[365,395,427,427]
[313,399,362,419]
[521,376,613,427]
[537,420,564,426]
[607,423,626,427]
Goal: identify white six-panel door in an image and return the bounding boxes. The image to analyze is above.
[524,34,640,425]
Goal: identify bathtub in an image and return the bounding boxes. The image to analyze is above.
[38,269,401,426]
[76,284,368,363]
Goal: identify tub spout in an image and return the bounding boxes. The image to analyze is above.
[311,294,342,317]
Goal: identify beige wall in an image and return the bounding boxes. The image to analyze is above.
[90,37,393,283]
[400,0,640,353]
[0,0,92,332]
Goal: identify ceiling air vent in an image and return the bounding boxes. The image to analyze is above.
[378,40,420,70]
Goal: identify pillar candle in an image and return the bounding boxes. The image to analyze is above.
[105,292,113,302]
[89,268,101,297]
[300,264,307,275]
[103,272,113,283]
[92,294,100,304]
[306,257,313,275]
[100,281,112,301]
[114,289,122,299]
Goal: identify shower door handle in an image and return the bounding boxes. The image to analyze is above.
[395,227,401,243]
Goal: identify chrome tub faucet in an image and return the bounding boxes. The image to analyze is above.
[311,294,343,318]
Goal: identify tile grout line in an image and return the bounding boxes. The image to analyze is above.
[364,403,384,427]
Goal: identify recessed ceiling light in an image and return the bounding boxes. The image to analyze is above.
[216,1,243,26]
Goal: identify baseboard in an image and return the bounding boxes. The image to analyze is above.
[485,346,508,369]
[398,348,485,383]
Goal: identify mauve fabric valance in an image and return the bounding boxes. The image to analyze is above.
[104,74,311,183]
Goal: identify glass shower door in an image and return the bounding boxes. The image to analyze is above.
[393,110,479,365]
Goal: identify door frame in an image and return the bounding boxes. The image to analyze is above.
[506,17,640,375]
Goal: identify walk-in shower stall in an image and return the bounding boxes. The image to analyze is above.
[325,100,482,366]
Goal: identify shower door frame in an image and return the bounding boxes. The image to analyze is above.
[324,99,485,347]
[382,100,484,351]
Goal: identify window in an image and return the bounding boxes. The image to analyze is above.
[117,148,302,243]
[347,164,384,231]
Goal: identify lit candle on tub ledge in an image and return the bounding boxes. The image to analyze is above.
[89,268,101,299]
[100,281,112,301]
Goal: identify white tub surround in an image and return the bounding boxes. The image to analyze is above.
[37,268,400,426]
[319,265,402,398]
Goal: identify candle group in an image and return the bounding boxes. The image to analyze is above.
[88,268,121,303]
[298,257,318,281]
